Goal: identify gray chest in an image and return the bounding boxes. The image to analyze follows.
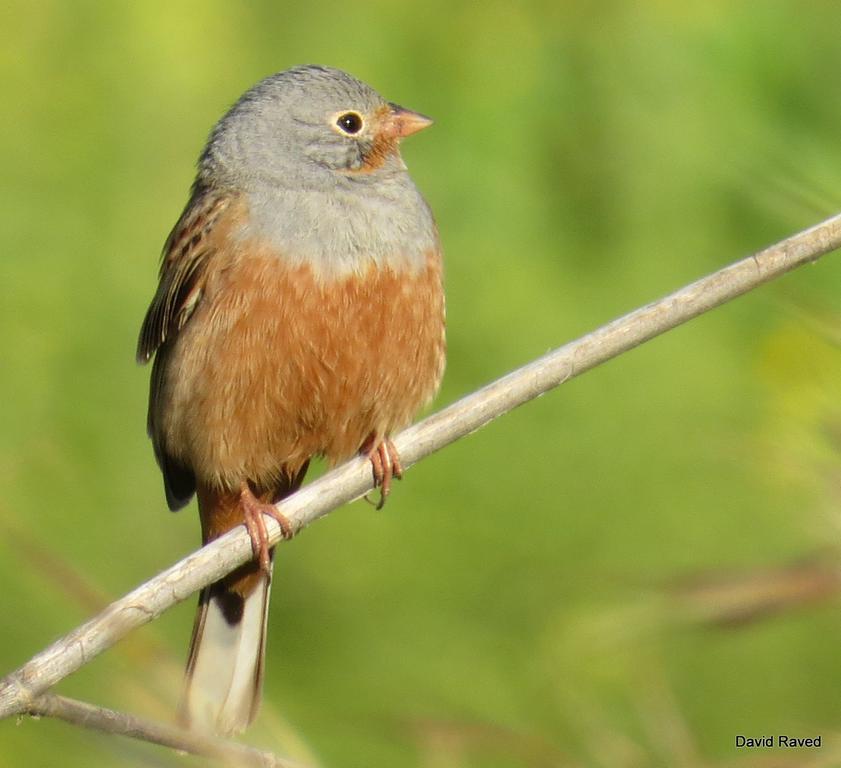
[238,178,437,279]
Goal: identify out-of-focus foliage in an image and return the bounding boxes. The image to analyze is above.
[4,2,841,766]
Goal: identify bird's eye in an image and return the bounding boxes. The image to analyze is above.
[336,112,363,135]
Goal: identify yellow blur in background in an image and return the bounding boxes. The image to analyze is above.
[4,2,841,766]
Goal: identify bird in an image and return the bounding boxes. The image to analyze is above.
[136,65,445,736]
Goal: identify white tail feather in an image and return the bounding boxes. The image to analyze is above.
[181,567,272,735]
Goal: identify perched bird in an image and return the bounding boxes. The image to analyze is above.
[137,65,445,735]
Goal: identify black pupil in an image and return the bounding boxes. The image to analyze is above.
[338,113,362,134]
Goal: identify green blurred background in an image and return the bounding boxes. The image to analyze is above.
[4,1,841,766]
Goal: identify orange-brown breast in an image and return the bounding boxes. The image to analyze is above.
[156,228,445,493]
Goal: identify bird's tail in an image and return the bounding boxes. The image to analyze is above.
[181,562,271,735]
[179,486,273,736]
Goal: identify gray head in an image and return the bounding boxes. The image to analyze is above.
[198,65,432,190]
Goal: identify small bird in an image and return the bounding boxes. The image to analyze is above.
[137,65,445,735]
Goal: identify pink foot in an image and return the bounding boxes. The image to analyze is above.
[239,481,293,573]
[365,438,403,509]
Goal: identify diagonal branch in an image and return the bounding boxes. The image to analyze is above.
[2,212,841,722]
[27,693,306,767]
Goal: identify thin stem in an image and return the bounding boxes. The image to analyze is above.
[26,693,306,767]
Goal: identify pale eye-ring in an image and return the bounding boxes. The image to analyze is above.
[336,111,364,135]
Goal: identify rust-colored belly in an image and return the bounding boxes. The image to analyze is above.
[159,246,445,490]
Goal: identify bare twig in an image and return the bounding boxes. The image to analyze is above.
[670,552,841,627]
[26,693,305,767]
[2,212,841,721]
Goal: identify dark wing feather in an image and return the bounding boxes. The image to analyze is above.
[137,189,230,363]
[148,349,196,510]
[137,187,232,510]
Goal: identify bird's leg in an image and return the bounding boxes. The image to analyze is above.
[239,481,294,574]
[363,436,403,509]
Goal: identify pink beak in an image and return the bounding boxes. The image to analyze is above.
[382,103,434,139]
